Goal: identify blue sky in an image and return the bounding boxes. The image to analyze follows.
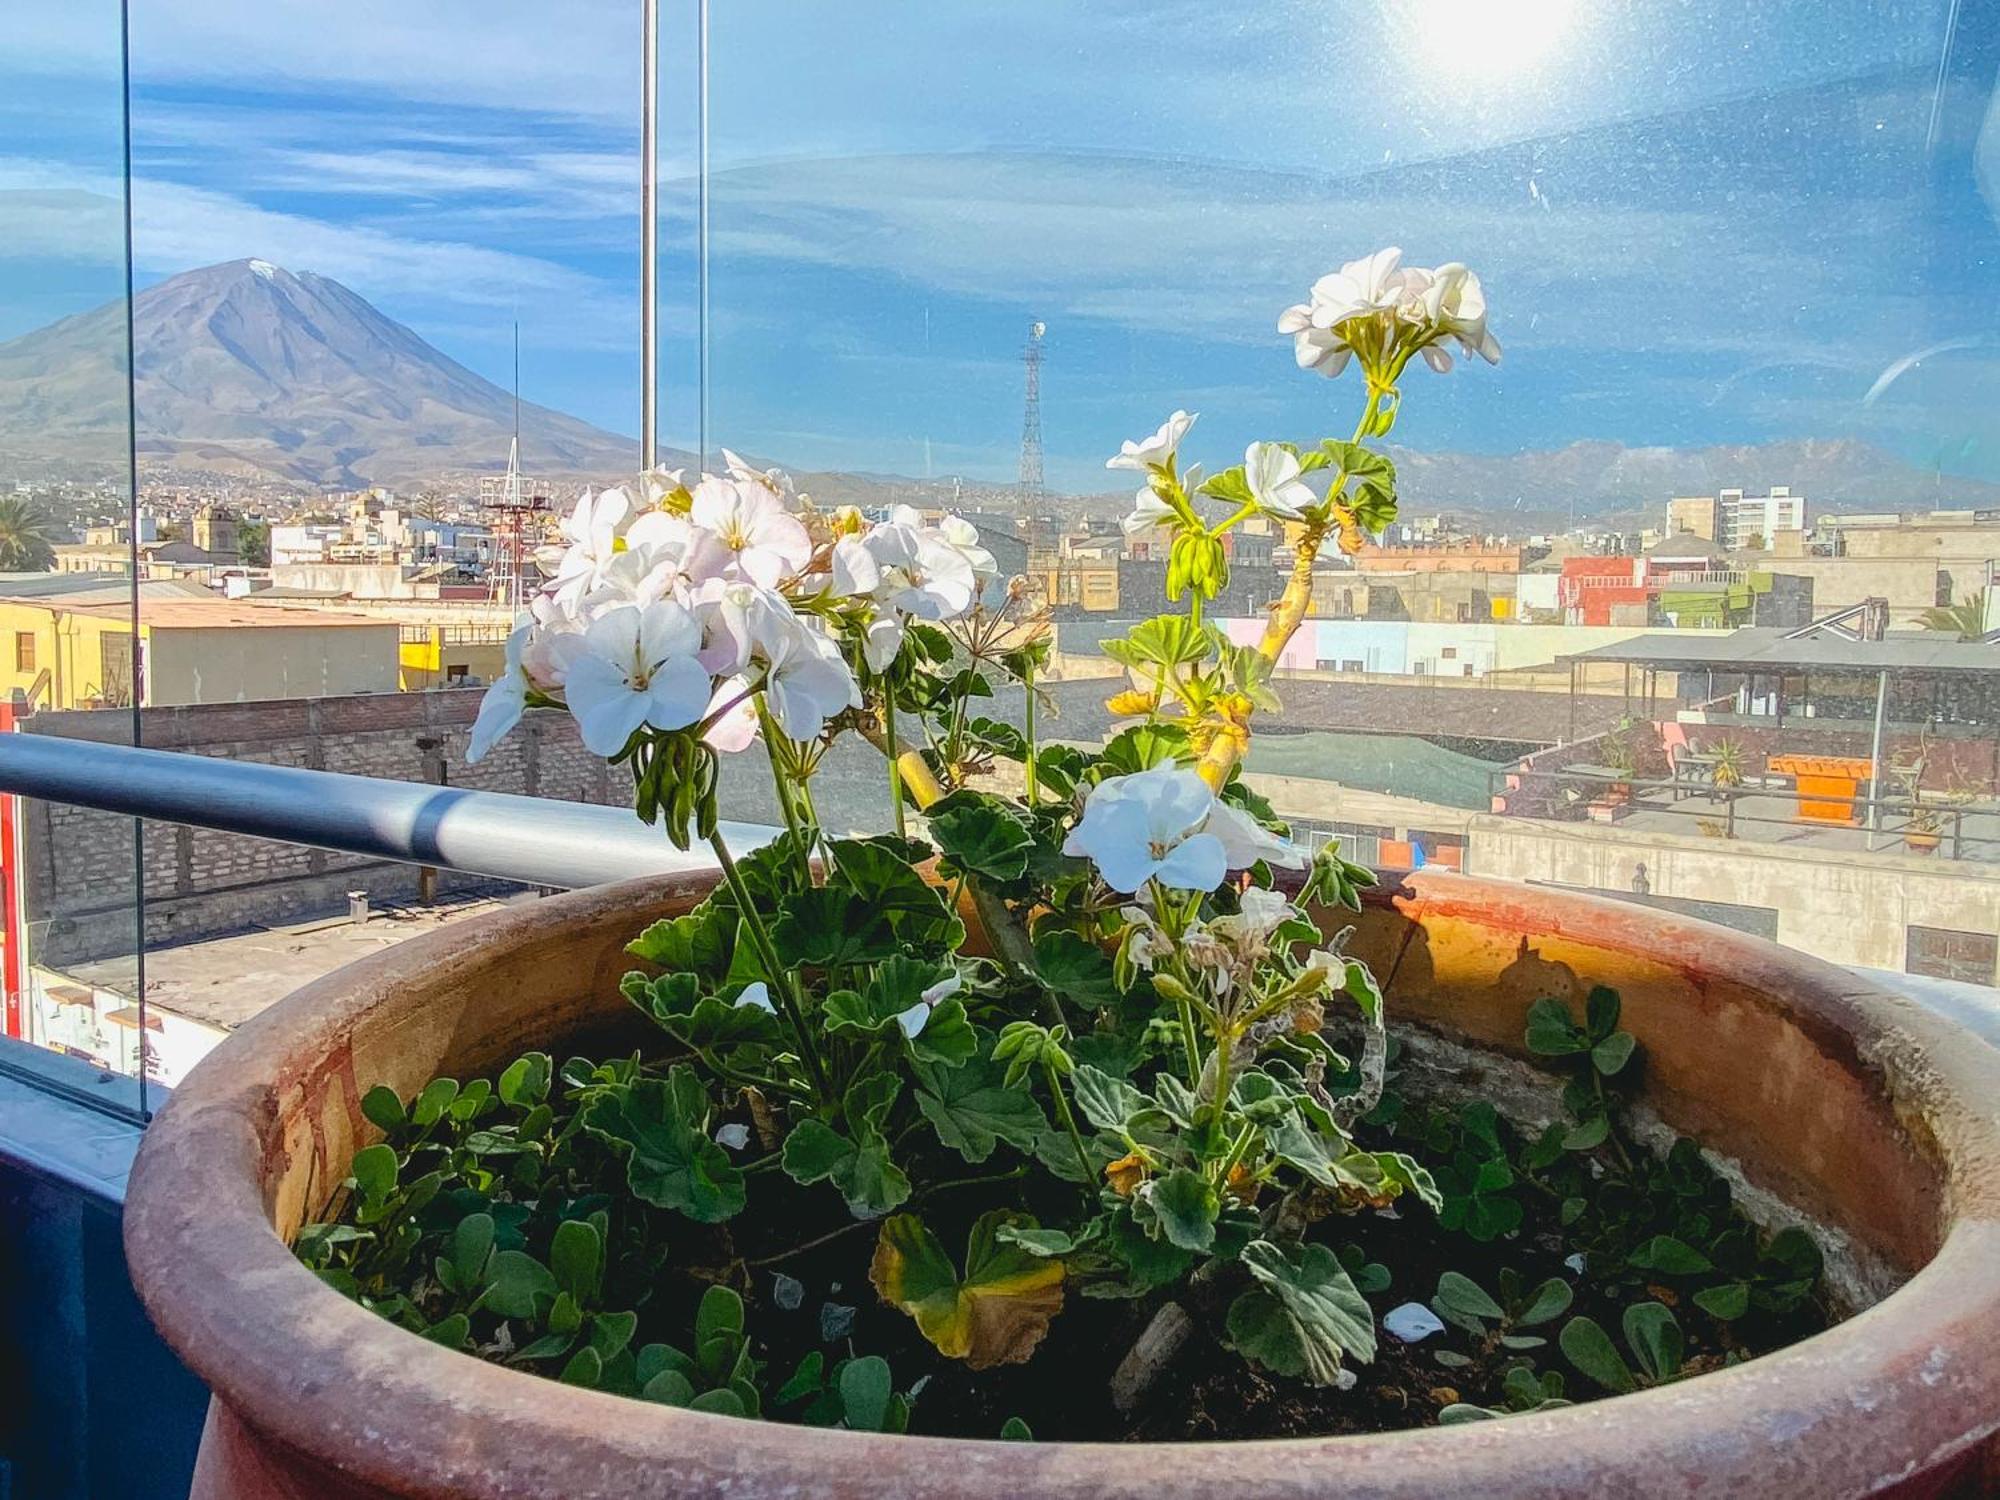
[5,0,1999,492]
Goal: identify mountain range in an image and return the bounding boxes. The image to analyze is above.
[0,259,1994,517]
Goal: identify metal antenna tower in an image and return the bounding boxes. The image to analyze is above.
[1018,319,1046,518]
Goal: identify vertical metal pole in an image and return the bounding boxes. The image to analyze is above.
[696,0,711,468]
[1866,668,1888,846]
[119,0,149,1118]
[640,0,658,470]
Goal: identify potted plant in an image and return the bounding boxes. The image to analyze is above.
[1708,738,1746,790]
[123,252,2000,1499]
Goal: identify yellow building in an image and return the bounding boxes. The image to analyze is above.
[0,597,400,708]
[397,624,512,690]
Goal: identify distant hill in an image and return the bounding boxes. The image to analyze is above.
[1383,437,2000,517]
[0,260,645,489]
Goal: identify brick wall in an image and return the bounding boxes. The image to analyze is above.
[20,688,621,965]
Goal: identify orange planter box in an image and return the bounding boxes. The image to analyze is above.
[1769,754,1871,827]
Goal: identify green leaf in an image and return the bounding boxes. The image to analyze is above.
[1136,1167,1220,1253]
[838,1355,894,1431]
[1627,1235,1714,1276]
[627,904,731,976]
[1585,985,1622,1042]
[1433,1271,1505,1328]
[642,1369,697,1406]
[828,837,965,950]
[350,1143,398,1202]
[360,1085,405,1133]
[999,1416,1033,1441]
[481,1249,558,1320]
[411,1077,460,1127]
[1100,614,1216,671]
[771,886,894,968]
[1591,1030,1637,1076]
[1693,1282,1751,1320]
[911,1051,1046,1164]
[451,1212,495,1286]
[1519,1277,1574,1326]
[1559,1316,1635,1393]
[1226,1240,1376,1386]
[421,1313,470,1349]
[584,1075,745,1223]
[870,1211,1065,1369]
[1070,1064,1167,1136]
[1029,929,1123,1010]
[1525,997,1588,1056]
[497,1052,552,1108]
[778,1119,910,1214]
[696,1284,743,1348]
[992,1221,1096,1257]
[1096,721,1190,775]
[927,791,1036,883]
[549,1219,602,1303]
[1623,1301,1683,1383]
[558,1346,603,1388]
[1195,465,1256,507]
[1562,1115,1612,1151]
[688,1388,748,1418]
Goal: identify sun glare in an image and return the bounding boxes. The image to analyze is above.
[1401,0,1581,80]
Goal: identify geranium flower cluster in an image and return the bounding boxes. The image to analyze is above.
[1278,245,1500,380]
[467,451,997,764]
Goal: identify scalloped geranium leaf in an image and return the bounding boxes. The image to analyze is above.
[779,1118,911,1216]
[583,1077,743,1223]
[910,1052,1044,1164]
[927,791,1036,884]
[1226,1239,1375,1386]
[869,1210,1065,1370]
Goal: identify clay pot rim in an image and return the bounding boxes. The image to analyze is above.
[123,869,2000,1498]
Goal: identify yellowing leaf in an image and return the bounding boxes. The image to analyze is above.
[869,1210,1065,1370]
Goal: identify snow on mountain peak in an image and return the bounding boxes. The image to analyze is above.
[247,259,282,281]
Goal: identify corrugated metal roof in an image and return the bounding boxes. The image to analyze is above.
[1559,628,2000,675]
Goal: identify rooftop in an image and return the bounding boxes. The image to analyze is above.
[1560,627,2000,677]
[0,597,395,629]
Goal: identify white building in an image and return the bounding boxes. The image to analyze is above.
[1718,486,1806,550]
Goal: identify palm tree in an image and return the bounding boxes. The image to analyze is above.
[1920,592,1989,642]
[0,496,56,571]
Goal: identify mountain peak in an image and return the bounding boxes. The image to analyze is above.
[0,258,638,489]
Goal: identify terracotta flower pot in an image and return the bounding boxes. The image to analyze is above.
[124,869,2000,1499]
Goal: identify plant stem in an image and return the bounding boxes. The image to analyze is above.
[1022,661,1039,807]
[1044,1062,1096,1189]
[882,690,909,838]
[707,829,836,1117]
[1215,1120,1258,1186]
[742,1166,1028,1268]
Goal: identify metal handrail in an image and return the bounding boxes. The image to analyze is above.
[0,734,757,889]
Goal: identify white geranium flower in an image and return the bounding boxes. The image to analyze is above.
[1413,261,1501,366]
[690,578,795,676]
[1204,798,1307,871]
[1243,442,1316,520]
[719,447,794,498]
[1278,302,1354,378]
[1106,410,1196,472]
[541,487,631,606]
[1307,248,1416,332]
[683,475,812,589]
[864,517,977,620]
[1122,486,1178,540]
[639,466,686,508]
[702,674,761,753]
[519,592,587,690]
[862,611,906,673]
[734,981,776,1013]
[762,623,860,741]
[829,535,881,597]
[1063,765,1228,894]
[893,969,964,1040]
[562,600,713,755]
[937,514,998,582]
[466,621,531,764]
